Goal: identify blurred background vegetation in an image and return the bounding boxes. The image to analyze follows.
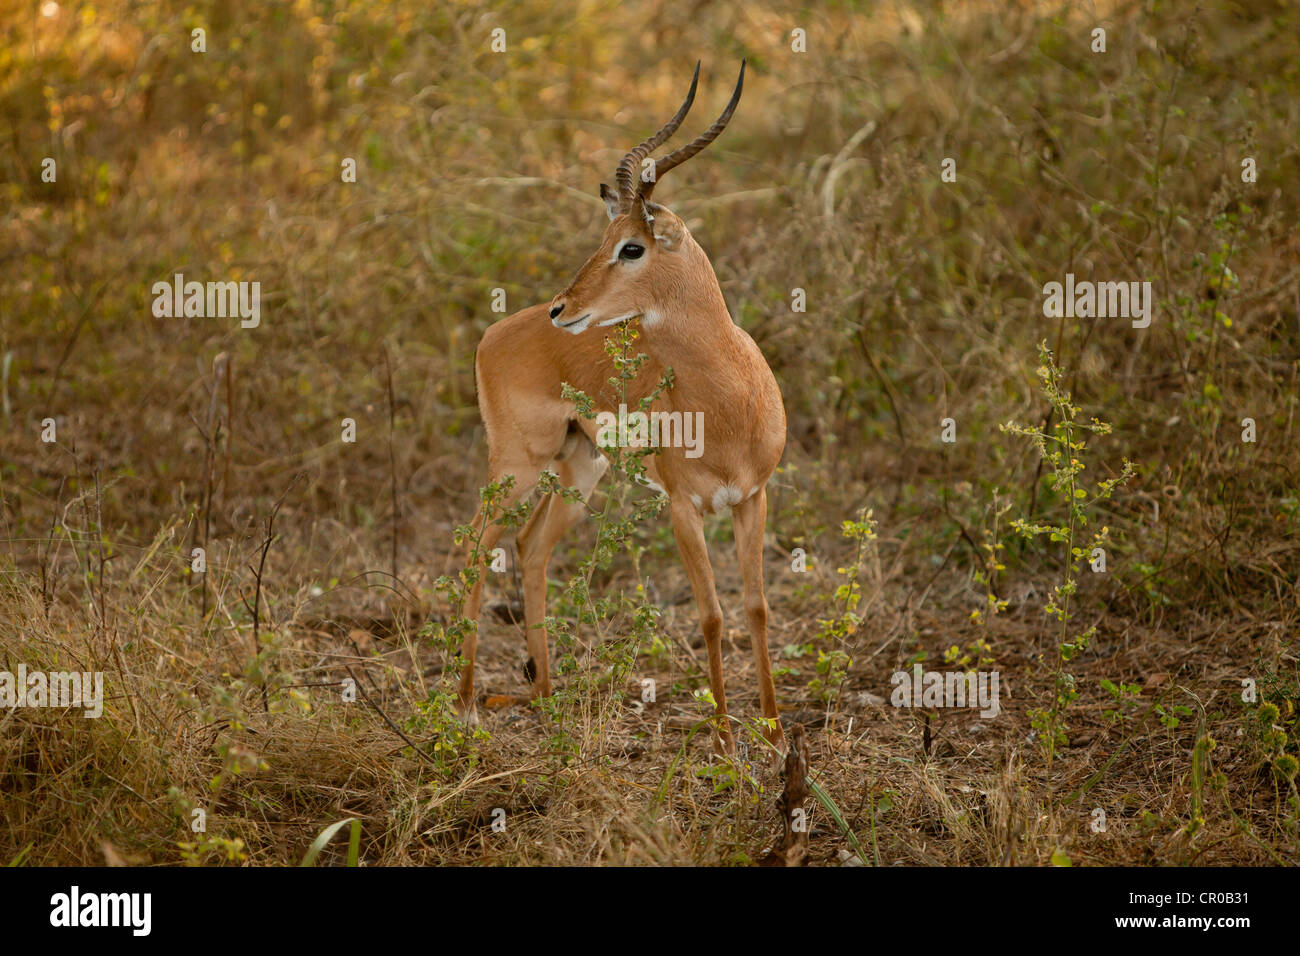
[1,0,1298,865]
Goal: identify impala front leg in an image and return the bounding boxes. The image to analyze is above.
[669,496,734,756]
[458,470,540,723]
[515,444,607,701]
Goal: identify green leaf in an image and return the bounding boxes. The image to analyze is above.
[301,817,362,867]
[808,777,870,865]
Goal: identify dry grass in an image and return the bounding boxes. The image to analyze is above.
[2,0,1298,866]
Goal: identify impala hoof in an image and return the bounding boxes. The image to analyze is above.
[457,701,480,727]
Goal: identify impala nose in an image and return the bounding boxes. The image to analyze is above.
[549,301,565,319]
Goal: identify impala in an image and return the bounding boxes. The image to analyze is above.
[458,62,787,757]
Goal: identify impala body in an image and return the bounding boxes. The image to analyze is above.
[459,63,787,755]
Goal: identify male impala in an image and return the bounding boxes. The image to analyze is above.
[459,62,786,757]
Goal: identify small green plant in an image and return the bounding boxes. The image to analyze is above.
[1182,206,1249,444]
[943,638,994,670]
[1246,693,1299,793]
[1185,731,1215,837]
[969,493,1011,642]
[1001,342,1136,765]
[1130,560,1174,618]
[1099,678,1144,725]
[168,786,250,866]
[177,834,247,866]
[807,510,877,707]
[1154,701,1194,731]
[534,320,672,761]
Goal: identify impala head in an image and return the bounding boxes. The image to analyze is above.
[549,61,745,335]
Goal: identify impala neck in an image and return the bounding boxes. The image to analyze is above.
[642,239,734,349]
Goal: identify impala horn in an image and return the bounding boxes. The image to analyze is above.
[613,62,700,209]
[636,60,745,205]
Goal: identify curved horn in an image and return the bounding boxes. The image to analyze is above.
[639,60,745,202]
[613,62,700,208]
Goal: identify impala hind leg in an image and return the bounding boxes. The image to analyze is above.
[732,487,786,760]
[516,437,607,699]
[669,496,734,756]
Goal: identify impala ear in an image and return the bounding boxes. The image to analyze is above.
[646,203,684,249]
[599,183,621,221]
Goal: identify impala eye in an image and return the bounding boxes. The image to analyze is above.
[619,243,645,261]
